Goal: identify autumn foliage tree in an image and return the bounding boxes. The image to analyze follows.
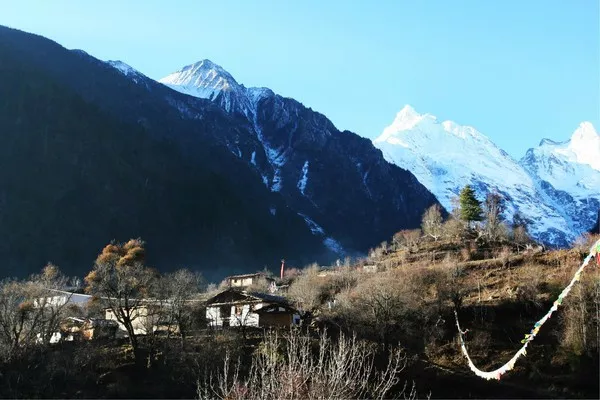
[84,239,157,363]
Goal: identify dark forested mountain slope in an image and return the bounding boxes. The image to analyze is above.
[0,33,323,281]
[0,26,440,280]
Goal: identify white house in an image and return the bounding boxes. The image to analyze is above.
[225,272,276,292]
[206,288,300,328]
[33,290,92,308]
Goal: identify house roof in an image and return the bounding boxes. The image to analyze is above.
[41,289,93,304]
[226,272,274,281]
[206,288,289,307]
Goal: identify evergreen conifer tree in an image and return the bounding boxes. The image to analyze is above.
[458,185,483,225]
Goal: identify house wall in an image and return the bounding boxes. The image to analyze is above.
[105,307,151,336]
[206,303,262,327]
[229,277,255,287]
[206,306,222,327]
[258,313,292,328]
[229,304,259,327]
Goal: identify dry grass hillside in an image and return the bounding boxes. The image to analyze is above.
[285,230,600,398]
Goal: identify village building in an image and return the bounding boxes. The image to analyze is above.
[206,288,300,328]
[33,290,92,309]
[104,304,159,337]
[58,317,119,342]
[225,272,276,291]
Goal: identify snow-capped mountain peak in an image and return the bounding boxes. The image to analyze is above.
[568,122,600,170]
[572,121,598,140]
[378,105,491,145]
[535,122,600,171]
[373,105,589,247]
[158,59,243,103]
[387,104,432,131]
[519,122,600,243]
[162,59,237,88]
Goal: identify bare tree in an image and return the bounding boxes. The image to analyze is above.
[422,204,444,241]
[159,269,204,343]
[442,217,465,241]
[197,328,413,400]
[30,264,73,345]
[393,229,421,251]
[335,272,423,350]
[287,265,327,314]
[0,279,37,360]
[0,264,74,361]
[84,239,157,364]
[510,211,531,246]
[245,276,273,293]
[483,191,506,240]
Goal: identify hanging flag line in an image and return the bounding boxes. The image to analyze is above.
[454,238,600,381]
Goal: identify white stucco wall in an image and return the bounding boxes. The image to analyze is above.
[105,307,150,336]
[206,303,262,327]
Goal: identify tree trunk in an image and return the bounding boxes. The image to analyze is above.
[123,320,141,366]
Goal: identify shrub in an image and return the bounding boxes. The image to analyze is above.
[197,328,413,400]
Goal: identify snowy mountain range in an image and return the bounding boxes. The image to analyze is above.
[121,56,598,248]
[374,106,600,246]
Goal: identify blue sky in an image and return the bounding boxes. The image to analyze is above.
[2,0,598,158]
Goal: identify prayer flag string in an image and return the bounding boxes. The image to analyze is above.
[454,239,600,381]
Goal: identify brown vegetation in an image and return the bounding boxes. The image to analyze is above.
[0,225,598,398]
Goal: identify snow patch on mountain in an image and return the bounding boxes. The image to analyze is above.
[323,237,345,255]
[373,105,576,246]
[264,146,287,193]
[299,213,325,235]
[298,213,345,255]
[107,60,148,86]
[298,161,309,195]
[108,60,137,76]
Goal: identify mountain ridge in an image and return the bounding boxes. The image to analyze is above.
[0,26,441,279]
[150,58,441,254]
[374,104,598,246]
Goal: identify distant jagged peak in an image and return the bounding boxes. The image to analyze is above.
[247,86,274,104]
[388,104,433,131]
[378,104,491,146]
[534,122,597,149]
[528,121,600,172]
[567,121,600,170]
[440,119,487,141]
[107,60,142,77]
[538,138,562,147]
[571,121,598,142]
[159,59,240,92]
